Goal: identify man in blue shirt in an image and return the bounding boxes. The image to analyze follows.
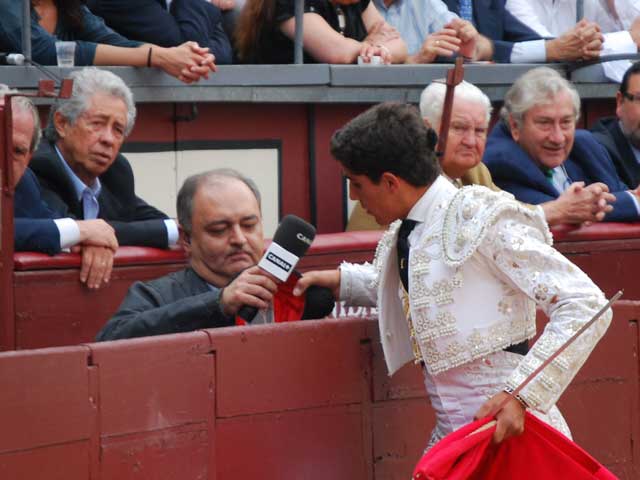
[30,68,179,251]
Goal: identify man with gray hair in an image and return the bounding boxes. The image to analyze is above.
[2,85,119,289]
[30,68,177,257]
[348,77,613,230]
[484,66,640,222]
[97,168,332,340]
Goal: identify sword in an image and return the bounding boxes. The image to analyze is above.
[477,289,623,429]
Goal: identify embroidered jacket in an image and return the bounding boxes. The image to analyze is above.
[340,176,611,413]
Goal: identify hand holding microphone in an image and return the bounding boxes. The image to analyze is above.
[221,215,317,321]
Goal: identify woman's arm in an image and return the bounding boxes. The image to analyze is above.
[279,13,366,64]
[93,42,216,83]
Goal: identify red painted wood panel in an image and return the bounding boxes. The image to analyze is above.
[208,318,368,417]
[175,103,311,222]
[14,263,186,349]
[372,399,435,480]
[216,405,369,480]
[90,332,214,437]
[127,104,175,143]
[0,346,92,452]
[100,424,210,480]
[0,442,90,479]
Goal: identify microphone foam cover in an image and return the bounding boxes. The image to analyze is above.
[272,214,316,257]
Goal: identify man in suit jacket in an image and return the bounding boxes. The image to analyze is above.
[30,68,179,250]
[97,169,334,340]
[295,102,610,450]
[2,86,119,288]
[442,0,603,63]
[86,0,232,64]
[346,78,613,230]
[591,62,640,190]
[484,67,639,223]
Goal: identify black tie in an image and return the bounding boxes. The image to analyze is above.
[397,219,418,292]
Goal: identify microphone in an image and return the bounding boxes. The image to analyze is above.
[237,214,316,322]
[301,285,336,319]
[0,53,25,66]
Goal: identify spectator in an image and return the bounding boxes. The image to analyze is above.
[86,0,232,65]
[2,85,119,289]
[441,0,604,63]
[235,0,407,64]
[484,66,639,222]
[29,68,179,249]
[591,62,640,188]
[96,169,334,341]
[346,79,613,230]
[505,0,640,81]
[372,0,493,63]
[0,0,215,83]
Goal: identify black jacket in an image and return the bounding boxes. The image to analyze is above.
[96,267,336,341]
[30,140,170,248]
[96,267,234,341]
[590,117,640,189]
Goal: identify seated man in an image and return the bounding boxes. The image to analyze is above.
[484,66,639,222]
[2,86,118,289]
[97,169,333,340]
[347,79,613,230]
[440,0,603,63]
[30,68,178,249]
[86,0,232,64]
[591,62,640,189]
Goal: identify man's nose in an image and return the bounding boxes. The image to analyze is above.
[99,126,116,145]
[548,122,564,143]
[229,224,247,245]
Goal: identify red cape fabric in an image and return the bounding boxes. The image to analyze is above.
[235,272,305,325]
[413,412,617,480]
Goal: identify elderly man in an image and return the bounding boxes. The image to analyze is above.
[295,102,610,449]
[347,79,613,230]
[2,86,119,289]
[591,62,640,189]
[30,68,177,250]
[484,66,640,222]
[97,169,332,340]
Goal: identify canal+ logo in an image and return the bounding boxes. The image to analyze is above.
[266,252,292,272]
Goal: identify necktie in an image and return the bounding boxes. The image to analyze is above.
[397,219,418,292]
[459,0,474,22]
[82,188,100,219]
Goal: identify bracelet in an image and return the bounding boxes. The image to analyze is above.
[147,47,153,68]
[503,386,529,409]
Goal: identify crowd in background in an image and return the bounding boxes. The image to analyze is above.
[0,0,639,80]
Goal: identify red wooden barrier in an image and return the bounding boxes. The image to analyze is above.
[6,224,640,350]
[0,302,637,479]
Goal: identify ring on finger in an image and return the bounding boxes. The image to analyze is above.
[435,40,440,46]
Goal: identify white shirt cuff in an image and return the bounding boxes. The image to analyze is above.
[603,31,638,55]
[625,191,640,216]
[164,219,179,246]
[53,218,80,250]
[511,40,547,63]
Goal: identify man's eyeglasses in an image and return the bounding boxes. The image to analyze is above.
[623,92,640,103]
